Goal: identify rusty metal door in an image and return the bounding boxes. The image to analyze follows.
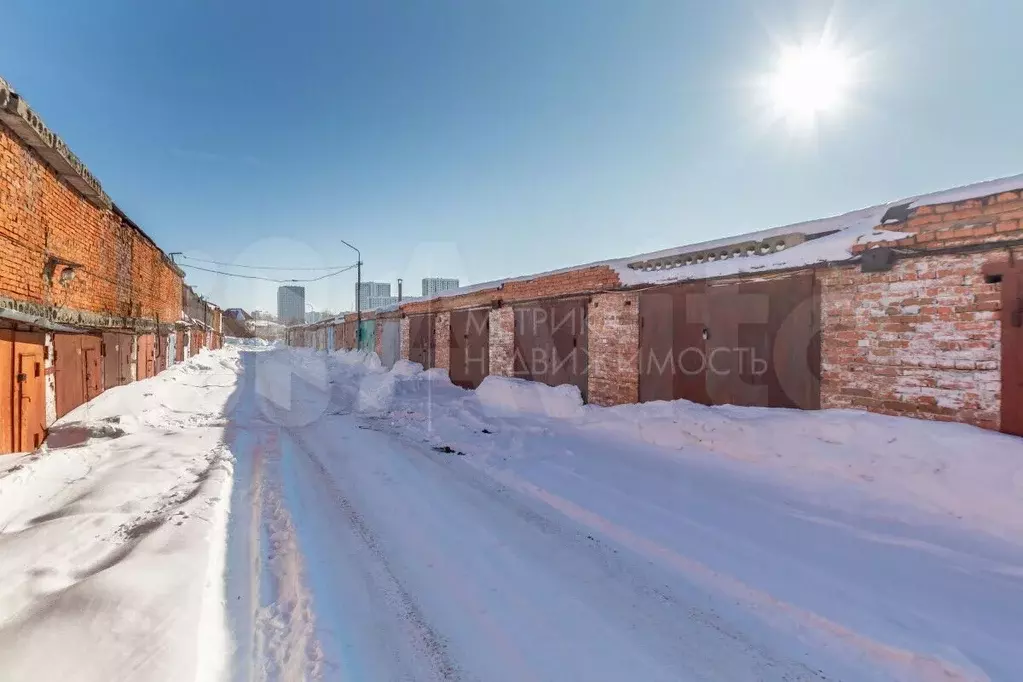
[0,329,12,452]
[638,275,819,409]
[408,314,435,369]
[81,335,103,401]
[54,333,85,419]
[1,331,46,454]
[449,309,489,389]
[155,334,167,374]
[118,334,133,384]
[102,332,121,390]
[513,298,589,401]
[16,336,45,452]
[1000,265,1023,435]
[175,330,185,362]
[136,334,151,380]
[639,282,710,404]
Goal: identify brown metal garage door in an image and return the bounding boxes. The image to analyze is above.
[513,298,589,401]
[138,334,157,380]
[638,273,819,409]
[449,309,489,389]
[81,334,103,401]
[54,333,103,419]
[1,330,46,454]
[156,333,168,374]
[408,314,435,369]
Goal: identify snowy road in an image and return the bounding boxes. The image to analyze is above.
[222,349,1023,682]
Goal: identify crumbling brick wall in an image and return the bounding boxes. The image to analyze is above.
[588,292,639,406]
[819,253,1002,429]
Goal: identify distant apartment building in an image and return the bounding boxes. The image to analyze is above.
[422,277,460,297]
[357,281,397,310]
[277,286,306,325]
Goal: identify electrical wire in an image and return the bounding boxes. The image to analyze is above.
[176,254,357,271]
[178,261,359,283]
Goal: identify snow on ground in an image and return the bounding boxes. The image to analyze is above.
[0,349,241,682]
[2,345,1022,681]
[227,347,1023,682]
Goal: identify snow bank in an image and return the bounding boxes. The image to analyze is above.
[0,349,240,682]
[475,376,585,419]
[573,400,1023,540]
[317,348,1023,540]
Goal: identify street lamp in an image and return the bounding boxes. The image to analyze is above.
[339,238,362,348]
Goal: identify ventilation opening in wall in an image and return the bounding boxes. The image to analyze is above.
[985,273,1003,284]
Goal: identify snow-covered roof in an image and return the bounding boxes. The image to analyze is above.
[403,172,1023,301]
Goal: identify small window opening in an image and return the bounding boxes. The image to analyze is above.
[984,273,1003,284]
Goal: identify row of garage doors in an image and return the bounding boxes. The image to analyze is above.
[403,273,821,409]
[1,328,209,455]
[51,331,175,420]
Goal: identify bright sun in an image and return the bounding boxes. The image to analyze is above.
[766,40,854,125]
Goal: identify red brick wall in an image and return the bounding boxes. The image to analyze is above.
[588,292,639,406]
[488,307,514,377]
[0,125,182,322]
[820,253,1002,429]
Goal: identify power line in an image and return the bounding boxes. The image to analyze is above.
[176,254,356,271]
[178,262,359,283]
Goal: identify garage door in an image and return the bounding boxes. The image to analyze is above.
[638,273,819,409]
[449,309,489,389]
[379,319,401,369]
[408,314,435,369]
[513,298,588,401]
[1,330,45,454]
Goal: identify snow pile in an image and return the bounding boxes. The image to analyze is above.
[475,376,585,419]
[224,336,276,347]
[586,400,1023,539]
[0,350,240,682]
[356,372,399,412]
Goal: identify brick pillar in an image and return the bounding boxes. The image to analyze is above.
[400,317,410,360]
[488,306,514,377]
[374,321,384,358]
[588,292,639,406]
[434,311,451,370]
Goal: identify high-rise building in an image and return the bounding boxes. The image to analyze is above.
[357,281,397,310]
[422,277,460,297]
[277,286,306,325]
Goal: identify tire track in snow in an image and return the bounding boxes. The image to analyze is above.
[227,390,322,682]
[285,428,461,682]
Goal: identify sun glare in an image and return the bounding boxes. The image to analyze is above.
[766,40,854,126]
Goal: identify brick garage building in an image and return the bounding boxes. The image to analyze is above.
[1,76,216,454]
[303,174,1023,437]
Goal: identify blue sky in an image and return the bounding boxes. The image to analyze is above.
[3,0,1021,314]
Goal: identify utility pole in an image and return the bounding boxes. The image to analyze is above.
[339,238,362,349]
